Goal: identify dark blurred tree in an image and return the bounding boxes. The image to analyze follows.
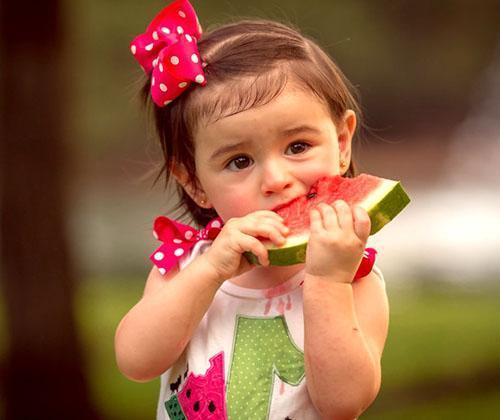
[0,0,101,418]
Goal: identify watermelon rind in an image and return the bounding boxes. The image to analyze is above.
[361,179,410,235]
[165,394,187,420]
[245,179,410,266]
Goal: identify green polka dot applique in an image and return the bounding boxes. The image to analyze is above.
[226,316,304,419]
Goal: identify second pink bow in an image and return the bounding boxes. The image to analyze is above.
[150,216,223,275]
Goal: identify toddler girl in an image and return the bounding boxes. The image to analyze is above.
[115,1,389,419]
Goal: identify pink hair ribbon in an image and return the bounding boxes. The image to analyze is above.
[130,0,206,107]
[150,215,377,280]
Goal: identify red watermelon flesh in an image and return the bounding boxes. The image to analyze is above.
[274,174,382,236]
[245,173,410,266]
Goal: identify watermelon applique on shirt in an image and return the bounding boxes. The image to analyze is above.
[165,352,227,419]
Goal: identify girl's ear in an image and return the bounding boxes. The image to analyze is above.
[338,110,357,174]
[170,163,213,209]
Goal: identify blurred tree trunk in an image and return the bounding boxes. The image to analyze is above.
[0,1,100,419]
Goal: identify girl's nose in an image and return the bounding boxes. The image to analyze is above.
[260,159,293,196]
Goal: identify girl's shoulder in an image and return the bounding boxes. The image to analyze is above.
[178,239,213,270]
[371,265,386,285]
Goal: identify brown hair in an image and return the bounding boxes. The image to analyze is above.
[142,19,361,226]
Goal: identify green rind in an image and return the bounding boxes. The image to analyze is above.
[365,181,410,235]
[244,180,410,266]
[245,242,308,266]
[164,394,187,420]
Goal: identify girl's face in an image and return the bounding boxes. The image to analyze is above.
[184,82,356,222]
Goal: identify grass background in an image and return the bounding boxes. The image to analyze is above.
[75,277,500,419]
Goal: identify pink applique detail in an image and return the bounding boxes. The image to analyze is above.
[264,294,293,316]
[177,352,228,419]
[264,298,272,315]
[263,282,292,299]
[277,297,286,316]
[280,381,286,395]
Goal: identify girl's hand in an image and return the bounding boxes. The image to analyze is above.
[305,200,371,283]
[201,210,289,283]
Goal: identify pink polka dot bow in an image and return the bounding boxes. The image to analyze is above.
[130,0,206,107]
[151,216,223,275]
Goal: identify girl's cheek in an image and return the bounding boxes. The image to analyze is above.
[215,194,258,221]
[299,165,339,185]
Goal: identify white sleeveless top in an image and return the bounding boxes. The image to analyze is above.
[156,240,384,420]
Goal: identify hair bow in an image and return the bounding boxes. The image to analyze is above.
[130,0,206,107]
[150,216,223,275]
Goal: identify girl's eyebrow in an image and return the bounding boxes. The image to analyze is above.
[280,124,322,137]
[210,140,252,161]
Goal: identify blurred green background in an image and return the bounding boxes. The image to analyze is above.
[1,0,500,418]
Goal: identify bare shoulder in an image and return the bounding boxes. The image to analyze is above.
[352,268,390,360]
[143,265,180,297]
[352,267,388,299]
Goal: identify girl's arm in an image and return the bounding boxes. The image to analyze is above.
[114,256,222,382]
[114,210,288,382]
[303,270,389,420]
[302,200,389,419]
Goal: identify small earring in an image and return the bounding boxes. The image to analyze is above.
[340,160,347,169]
[200,199,206,205]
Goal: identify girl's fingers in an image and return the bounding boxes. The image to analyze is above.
[252,210,286,223]
[317,202,339,231]
[238,219,288,246]
[238,235,269,266]
[333,200,354,231]
[274,221,290,236]
[353,206,371,241]
[309,208,322,233]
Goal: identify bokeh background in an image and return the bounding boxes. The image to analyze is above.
[1,0,500,418]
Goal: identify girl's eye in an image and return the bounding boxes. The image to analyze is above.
[286,141,310,155]
[227,155,253,171]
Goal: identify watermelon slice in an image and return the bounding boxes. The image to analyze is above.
[245,174,410,266]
